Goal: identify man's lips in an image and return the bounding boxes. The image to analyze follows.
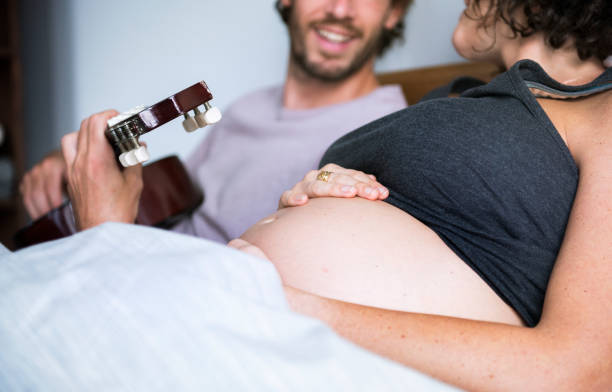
[315,27,353,44]
[311,23,361,54]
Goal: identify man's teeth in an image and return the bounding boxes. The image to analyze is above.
[317,29,351,43]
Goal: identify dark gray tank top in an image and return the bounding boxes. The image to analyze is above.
[320,60,612,326]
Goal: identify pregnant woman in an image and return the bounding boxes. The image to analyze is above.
[59,0,612,390]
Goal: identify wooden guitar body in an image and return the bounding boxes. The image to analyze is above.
[14,156,203,249]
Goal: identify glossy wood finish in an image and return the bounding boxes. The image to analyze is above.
[139,81,213,131]
[137,156,203,227]
[377,61,502,104]
[13,201,75,247]
[106,81,213,141]
[14,156,202,249]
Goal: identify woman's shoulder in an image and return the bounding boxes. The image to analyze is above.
[579,90,612,156]
[547,89,612,168]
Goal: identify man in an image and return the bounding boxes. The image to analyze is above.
[20,0,410,241]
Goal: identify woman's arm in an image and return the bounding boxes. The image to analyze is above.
[281,163,612,390]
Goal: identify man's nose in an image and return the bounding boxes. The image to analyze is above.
[325,0,356,19]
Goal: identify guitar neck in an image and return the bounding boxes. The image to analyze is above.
[104,80,217,168]
[137,81,213,134]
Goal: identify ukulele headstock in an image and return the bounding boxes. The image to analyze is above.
[105,81,221,167]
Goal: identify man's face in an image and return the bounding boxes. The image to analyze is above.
[284,0,403,82]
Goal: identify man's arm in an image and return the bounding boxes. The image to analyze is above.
[60,110,143,230]
[283,155,612,391]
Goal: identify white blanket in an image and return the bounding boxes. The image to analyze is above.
[0,223,456,391]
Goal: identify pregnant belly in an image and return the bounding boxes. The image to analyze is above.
[241,197,523,326]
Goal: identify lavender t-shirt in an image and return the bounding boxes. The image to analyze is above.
[172,85,407,242]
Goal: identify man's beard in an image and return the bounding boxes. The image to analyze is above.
[288,15,385,82]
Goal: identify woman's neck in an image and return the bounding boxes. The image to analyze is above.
[500,34,606,86]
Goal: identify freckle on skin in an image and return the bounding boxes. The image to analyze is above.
[401,334,406,339]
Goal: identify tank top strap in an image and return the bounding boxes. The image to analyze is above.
[517,60,612,100]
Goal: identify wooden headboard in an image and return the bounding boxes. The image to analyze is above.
[377,62,502,105]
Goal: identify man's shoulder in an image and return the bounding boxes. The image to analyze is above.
[332,84,407,122]
[360,84,407,112]
[227,85,283,111]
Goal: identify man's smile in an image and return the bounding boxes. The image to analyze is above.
[312,23,361,54]
[315,26,354,44]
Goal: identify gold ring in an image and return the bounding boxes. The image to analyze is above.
[316,170,332,182]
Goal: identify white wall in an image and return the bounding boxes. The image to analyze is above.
[21,0,464,167]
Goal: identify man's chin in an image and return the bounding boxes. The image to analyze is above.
[298,60,359,82]
[311,68,352,81]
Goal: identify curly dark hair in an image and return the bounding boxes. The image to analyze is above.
[469,0,612,61]
[274,0,413,56]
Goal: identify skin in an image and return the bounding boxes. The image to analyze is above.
[282,0,405,109]
[19,150,65,219]
[278,92,612,389]
[18,0,406,221]
[271,2,612,390]
[21,1,612,390]
[60,110,142,229]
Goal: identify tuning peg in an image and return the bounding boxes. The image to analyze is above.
[202,102,222,125]
[118,150,137,167]
[182,113,198,132]
[118,145,149,168]
[119,152,129,167]
[126,150,139,167]
[193,108,208,128]
[133,145,150,163]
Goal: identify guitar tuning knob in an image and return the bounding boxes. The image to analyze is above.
[133,145,150,163]
[202,104,222,125]
[182,113,198,132]
[119,152,129,167]
[118,146,150,168]
[193,107,208,128]
[119,150,137,167]
[126,150,139,166]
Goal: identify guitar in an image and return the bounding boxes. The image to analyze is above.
[14,81,221,249]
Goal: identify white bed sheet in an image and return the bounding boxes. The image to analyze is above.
[0,223,457,391]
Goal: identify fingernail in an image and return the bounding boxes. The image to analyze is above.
[295,194,306,202]
[379,187,388,195]
[341,185,355,193]
[364,187,373,195]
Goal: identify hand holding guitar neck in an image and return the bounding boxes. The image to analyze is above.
[15,81,220,248]
[61,109,143,230]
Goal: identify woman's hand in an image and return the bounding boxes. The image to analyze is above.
[279,163,389,209]
[60,110,143,230]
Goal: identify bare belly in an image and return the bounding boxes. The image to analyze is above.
[241,198,523,326]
